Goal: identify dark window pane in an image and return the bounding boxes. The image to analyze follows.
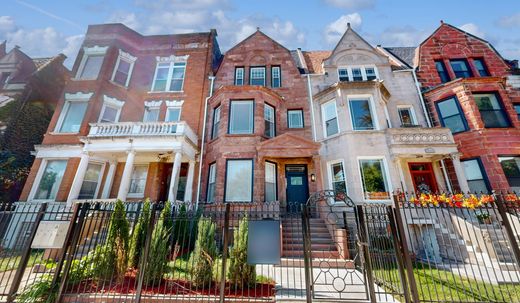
[326,117,338,136]
[437,98,467,133]
[450,59,472,78]
[515,104,520,120]
[338,69,349,82]
[80,55,104,79]
[499,157,520,191]
[435,61,450,83]
[474,94,510,128]
[271,66,281,88]
[352,68,363,81]
[350,99,374,130]
[113,59,131,86]
[473,59,489,77]
[443,116,466,133]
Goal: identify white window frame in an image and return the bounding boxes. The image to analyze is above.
[321,99,339,138]
[337,65,379,82]
[54,92,93,133]
[235,67,244,86]
[165,100,183,122]
[28,158,68,202]
[75,46,108,80]
[211,105,221,140]
[150,55,189,92]
[357,156,393,202]
[397,105,418,126]
[99,95,124,123]
[111,49,137,87]
[347,94,379,131]
[143,100,162,122]
[265,161,277,202]
[288,109,304,128]
[271,66,281,88]
[225,159,254,202]
[327,159,348,196]
[250,67,266,86]
[229,100,254,134]
[78,161,106,200]
[127,164,149,198]
[207,162,217,203]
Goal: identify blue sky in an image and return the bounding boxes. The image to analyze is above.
[1,0,519,67]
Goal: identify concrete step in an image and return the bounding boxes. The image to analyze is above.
[283,250,341,259]
[279,257,355,268]
[282,237,333,245]
[284,243,336,251]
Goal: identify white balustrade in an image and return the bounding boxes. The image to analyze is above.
[88,121,198,143]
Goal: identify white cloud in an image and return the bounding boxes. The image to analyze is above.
[496,13,520,28]
[377,26,429,46]
[460,23,485,39]
[324,13,362,44]
[0,16,16,34]
[323,0,375,9]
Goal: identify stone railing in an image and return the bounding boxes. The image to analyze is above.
[88,121,198,144]
[387,127,454,145]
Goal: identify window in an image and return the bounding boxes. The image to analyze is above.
[151,62,186,92]
[58,101,88,133]
[264,104,275,138]
[235,67,244,86]
[322,100,339,137]
[111,50,136,87]
[34,160,67,200]
[211,105,221,139]
[515,104,520,121]
[166,107,181,122]
[207,163,216,203]
[352,68,363,81]
[329,161,347,193]
[338,69,349,82]
[143,106,160,122]
[450,59,473,78]
[436,97,468,133]
[128,165,148,197]
[473,59,489,77]
[365,67,377,81]
[288,109,304,128]
[462,159,490,193]
[271,66,281,88]
[499,156,520,191]
[359,158,390,200]
[265,162,277,202]
[76,46,108,80]
[398,106,417,127]
[250,67,266,86]
[99,96,124,123]
[225,159,253,202]
[78,163,103,199]
[349,98,375,130]
[474,93,510,128]
[229,100,254,134]
[435,60,450,83]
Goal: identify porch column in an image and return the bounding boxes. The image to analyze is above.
[66,152,90,205]
[101,161,117,199]
[168,152,182,202]
[117,150,135,201]
[393,157,408,193]
[450,153,470,193]
[184,160,196,202]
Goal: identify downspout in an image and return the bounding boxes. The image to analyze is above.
[195,75,215,207]
[306,74,317,141]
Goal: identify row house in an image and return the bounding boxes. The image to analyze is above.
[409,22,520,192]
[302,24,466,202]
[19,24,221,204]
[200,30,320,209]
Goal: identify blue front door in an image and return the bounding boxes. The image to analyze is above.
[285,165,309,212]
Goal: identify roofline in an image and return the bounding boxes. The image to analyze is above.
[377,46,414,69]
[329,23,376,58]
[225,29,291,55]
[86,23,215,40]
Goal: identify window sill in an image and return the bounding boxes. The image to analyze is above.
[127,193,144,199]
[226,133,256,137]
[109,80,129,89]
[147,90,184,94]
[49,131,80,135]
[71,77,98,81]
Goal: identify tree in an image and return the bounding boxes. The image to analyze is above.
[228,216,256,288]
[190,217,217,288]
[128,199,151,268]
[144,201,172,286]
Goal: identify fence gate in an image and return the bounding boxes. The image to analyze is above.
[302,190,377,302]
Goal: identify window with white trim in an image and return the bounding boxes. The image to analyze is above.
[271,66,281,88]
[111,50,136,87]
[211,105,221,139]
[235,67,244,86]
[349,98,375,130]
[34,160,67,200]
[265,161,277,202]
[229,100,254,134]
[338,66,378,82]
[329,161,347,194]
[397,106,417,127]
[99,96,124,123]
[250,67,266,86]
[207,162,217,203]
[55,93,93,133]
[288,109,304,128]
[462,158,490,193]
[128,165,148,197]
[166,106,181,122]
[359,158,390,200]
[143,106,160,122]
[322,100,339,137]
[76,46,108,80]
[225,159,253,202]
[78,163,103,199]
[151,60,187,92]
[264,104,275,138]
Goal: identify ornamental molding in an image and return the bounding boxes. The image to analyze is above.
[83,45,109,55]
[144,100,163,107]
[156,55,189,63]
[118,49,137,62]
[65,92,94,101]
[392,133,452,144]
[103,95,125,107]
[165,100,184,107]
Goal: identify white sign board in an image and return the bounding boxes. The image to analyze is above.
[31,221,70,249]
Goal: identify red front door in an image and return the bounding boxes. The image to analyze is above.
[409,162,439,193]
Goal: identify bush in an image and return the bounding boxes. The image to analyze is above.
[144,201,172,286]
[128,199,151,268]
[190,217,217,288]
[228,216,256,289]
[172,204,190,251]
[17,275,57,303]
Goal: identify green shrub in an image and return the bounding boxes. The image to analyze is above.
[228,216,256,289]
[190,217,217,288]
[128,199,151,268]
[172,204,190,250]
[17,275,57,303]
[68,257,94,285]
[144,201,172,286]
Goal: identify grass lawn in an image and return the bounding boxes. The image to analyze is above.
[0,251,45,272]
[374,264,520,302]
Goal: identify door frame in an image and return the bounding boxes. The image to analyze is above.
[408,162,439,193]
[285,164,310,208]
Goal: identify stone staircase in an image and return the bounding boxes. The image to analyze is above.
[281,217,340,259]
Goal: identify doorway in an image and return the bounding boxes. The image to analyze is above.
[285,164,309,212]
[409,162,438,193]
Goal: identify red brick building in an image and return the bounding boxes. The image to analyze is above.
[19,24,221,204]
[415,22,520,192]
[200,30,321,206]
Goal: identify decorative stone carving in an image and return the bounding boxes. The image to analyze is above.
[65,92,94,101]
[156,55,189,63]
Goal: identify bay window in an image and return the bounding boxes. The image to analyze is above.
[436,97,468,133]
[474,93,510,128]
[499,156,520,191]
[265,161,277,202]
[229,100,254,134]
[462,158,490,193]
[207,163,217,202]
[211,105,221,139]
[225,159,253,202]
[349,98,375,130]
[264,104,275,138]
[322,100,339,137]
[359,158,390,200]
[329,161,347,194]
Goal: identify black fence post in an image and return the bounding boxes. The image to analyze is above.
[392,196,420,303]
[387,205,411,303]
[135,202,158,303]
[6,202,48,303]
[54,202,89,303]
[301,204,312,303]
[495,194,520,271]
[356,205,376,303]
[219,203,231,303]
